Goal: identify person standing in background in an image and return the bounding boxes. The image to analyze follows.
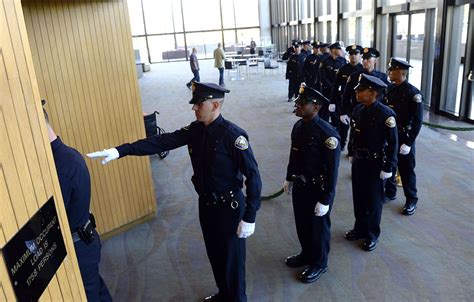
[214,43,226,86]
[250,38,257,55]
[186,48,200,89]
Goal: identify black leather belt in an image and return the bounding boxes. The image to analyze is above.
[292,175,324,189]
[353,149,383,159]
[201,189,239,209]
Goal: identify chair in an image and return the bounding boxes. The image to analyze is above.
[264,58,279,74]
[143,111,169,159]
[225,60,238,80]
[248,58,259,75]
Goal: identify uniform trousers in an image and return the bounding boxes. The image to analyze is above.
[288,78,300,100]
[75,230,112,302]
[292,182,331,269]
[385,144,418,203]
[351,157,385,240]
[199,190,247,302]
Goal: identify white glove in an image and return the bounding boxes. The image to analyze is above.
[87,148,119,165]
[237,220,255,238]
[379,171,393,180]
[283,181,293,194]
[399,144,411,155]
[314,202,329,216]
[348,156,353,163]
[328,104,336,112]
[340,115,350,125]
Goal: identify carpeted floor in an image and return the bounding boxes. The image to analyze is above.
[99,59,474,302]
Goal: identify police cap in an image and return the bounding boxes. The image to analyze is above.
[361,47,380,59]
[388,57,412,70]
[295,83,330,105]
[189,82,230,104]
[354,74,387,92]
[346,44,363,55]
[302,40,311,45]
[329,41,344,49]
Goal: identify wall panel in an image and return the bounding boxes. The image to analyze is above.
[21,0,157,237]
[0,0,86,300]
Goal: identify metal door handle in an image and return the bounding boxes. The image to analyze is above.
[469,70,473,81]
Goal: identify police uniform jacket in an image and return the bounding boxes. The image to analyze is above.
[286,53,304,81]
[303,53,318,85]
[384,80,423,146]
[52,137,91,232]
[350,101,398,172]
[342,70,389,116]
[330,63,363,108]
[286,116,340,206]
[282,47,295,60]
[319,56,347,96]
[116,115,262,223]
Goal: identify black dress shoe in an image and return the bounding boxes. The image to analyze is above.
[362,239,378,251]
[383,194,396,204]
[285,254,305,268]
[402,202,417,215]
[202,293,222,302]
[299,266,328,283]
[344,229,364,241]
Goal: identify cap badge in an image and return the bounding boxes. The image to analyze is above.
[363,48,369,53]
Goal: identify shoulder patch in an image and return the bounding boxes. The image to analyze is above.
[235,135,249,150]
[385,116,396,128]
[324,137,338,150]
[413,94,422,103]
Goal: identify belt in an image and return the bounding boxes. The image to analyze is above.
[200,189,239,209]
[292,175,324,187]
[353,149,383,159]
[71,219,94,243]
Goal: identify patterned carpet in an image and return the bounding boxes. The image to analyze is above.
[99,59,474,301]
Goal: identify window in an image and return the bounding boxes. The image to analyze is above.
[127,0,145,36]
[182,0,221,31]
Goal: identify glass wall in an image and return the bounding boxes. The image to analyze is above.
[128,0,260,63]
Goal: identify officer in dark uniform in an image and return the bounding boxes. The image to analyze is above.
[319,41,347,122]
[43,103,112,302]
[303,42,321,88]
[344,74,398,251]
[313,42,330,91]
[87,82,262,302]
[286,42,304,102]
[283,83,340,283]
[300,40,312,60]
[340,47,390,156]
[330,44,364,150]
[384,58,423,215]
[282,40,298,60]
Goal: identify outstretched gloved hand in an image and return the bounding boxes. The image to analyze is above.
[237,220,255,238]
[87,148,119,165]
[314,202,329,216]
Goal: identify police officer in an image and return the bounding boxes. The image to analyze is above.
[330,44,364,150]
[43,102,112,301]
[303,42,321,88]
[313,42,330,91]
[340,47,390,156]
[282,39,298,60]
[384,58,423,215]
[283,83,340,283]
[87,82,262,302]
[344,74,398,251]
[300,40,312,60]
[319,41,347,122]
[286,42,304,102]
